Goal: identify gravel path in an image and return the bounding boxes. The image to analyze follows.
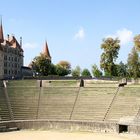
[0,130,139,140]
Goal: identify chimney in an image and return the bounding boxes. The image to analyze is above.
[20,37,22,47]
[7,34,9,41]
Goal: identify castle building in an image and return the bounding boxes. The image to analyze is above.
[0,19,24,79]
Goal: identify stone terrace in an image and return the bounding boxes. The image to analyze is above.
[0,79,139,123]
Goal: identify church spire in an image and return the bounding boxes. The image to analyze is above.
[43,41,51,60]
[0,17,4,43]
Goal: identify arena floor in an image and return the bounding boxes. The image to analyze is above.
[0,130,139,140]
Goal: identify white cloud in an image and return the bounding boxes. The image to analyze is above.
[23,43,38,49]
[106,28,133,45]
[74,27,85,40]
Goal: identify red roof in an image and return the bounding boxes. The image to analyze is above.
[43,41,51,59]
[0,19,4,43]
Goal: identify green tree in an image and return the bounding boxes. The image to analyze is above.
[55,64,71,76]
[116,61,128,77]
[57,61,71,70]
[100,37,120,76]
[134,34,140,51]
[81,68,91,77]
[127,47,140,78]
[92,64,102,77]
[49,64,57,75]
[71,66,81,78]
[31,54,51,76]
[57,61,71,76]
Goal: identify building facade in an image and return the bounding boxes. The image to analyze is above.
[0,20,24,79]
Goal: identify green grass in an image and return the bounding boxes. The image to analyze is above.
[42,87,79,95]
[80,87,117,95]
[7,80,37,87]
[119,87,140,97]
[44,80,78,87]
[84,81,118,87]
[126,84,140,87]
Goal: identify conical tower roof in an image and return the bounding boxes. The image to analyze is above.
[0,18,4,43]
[43,41,51,60]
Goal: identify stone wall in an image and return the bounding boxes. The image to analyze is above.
[2,120,140,135]
[128,124,140,135]
[0,120,117,133]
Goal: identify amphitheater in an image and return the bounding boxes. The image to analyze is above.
[0,79,140,139]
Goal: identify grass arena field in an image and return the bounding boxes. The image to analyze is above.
[0,130,140,140]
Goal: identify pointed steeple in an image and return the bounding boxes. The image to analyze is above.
[0,17,4,43]
[43,41,51,60]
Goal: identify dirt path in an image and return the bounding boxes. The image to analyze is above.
[0,130,139,140]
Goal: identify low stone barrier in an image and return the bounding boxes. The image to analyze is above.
[0,120,117,133]
[2,119,140,135]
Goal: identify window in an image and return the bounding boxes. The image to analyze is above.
[4,69,7,74]
[15,63,17,68]
[15,50,17,54]
[4,48,7,52]
[4,62,7,67]
[15,70,17,75]
[14,57,17,62]
[4,55,7,60]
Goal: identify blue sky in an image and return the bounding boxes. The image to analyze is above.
[0,0,140,71]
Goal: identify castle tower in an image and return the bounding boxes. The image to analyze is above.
[0,17,4,43]
[43,41,51,61]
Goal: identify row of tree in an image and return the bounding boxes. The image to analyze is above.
[30,54,92,77]
[99,34,140,79]
[30,54,71,76]
[30,34,140,78]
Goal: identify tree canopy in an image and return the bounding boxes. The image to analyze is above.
[116,61,128,77]
[28,33,140,79]
[81,68,91,77]
[127,47,140,78]
[30,54,71,76]
[134,34,140,51]
[56,61,71,76]
[92,64,102,78]
[30,54,51,76]
[100,37,120,76]
[57,61,71,70]
[71,66,81,78]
